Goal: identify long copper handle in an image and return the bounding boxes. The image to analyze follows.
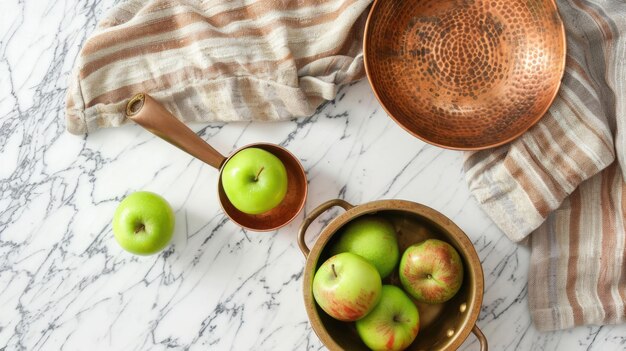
[125,93,227,170]
[472,325,488,351]
[297,199,354,257]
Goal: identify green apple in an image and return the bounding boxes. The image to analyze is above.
[221,148,288,214]
[330,216,399,278]
[356,285,420,351]
[399,239,464,304]
[312,252,382,321]
[112,191,175,255]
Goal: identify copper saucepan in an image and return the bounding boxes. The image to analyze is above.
[298,199,487,350]
[125,93,307,231]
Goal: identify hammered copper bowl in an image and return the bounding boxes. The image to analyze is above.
[364,0,566,150]
[298,199,487,350]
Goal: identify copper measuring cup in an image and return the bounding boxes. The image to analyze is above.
[125,93,307,231]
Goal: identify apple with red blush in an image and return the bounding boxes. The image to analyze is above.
[399,239,464,304]
[312,252,382,321]
[355,285,420,351]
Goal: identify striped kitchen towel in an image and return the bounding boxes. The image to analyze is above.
[65,0,372,134]
[465,0,626,331]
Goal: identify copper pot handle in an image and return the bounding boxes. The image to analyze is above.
[297,199,354,257]
[472,325,488,351]
[125,93,227,170]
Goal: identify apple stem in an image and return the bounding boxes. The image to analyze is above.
[393,315,403,323]
[331,264,338,278]
[254,167,265,182]
[134,224,145,234]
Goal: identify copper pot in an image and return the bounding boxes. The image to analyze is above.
[298,199,487,350]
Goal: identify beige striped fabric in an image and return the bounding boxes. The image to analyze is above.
[65,0,372,134]
[465,0,626,331]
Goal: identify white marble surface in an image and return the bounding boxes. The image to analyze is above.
[2,0,626,350]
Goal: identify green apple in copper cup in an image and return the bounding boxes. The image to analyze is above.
[356,285,420,351]
[312,252,382,321]
[329,216,399,278]
[399,239,464,304]
[112,191,175,255]
[220,147,288,214]
[124,92,307,231]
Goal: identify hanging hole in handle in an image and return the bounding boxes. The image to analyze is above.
[126,93,145,116]
[297,199,353,258]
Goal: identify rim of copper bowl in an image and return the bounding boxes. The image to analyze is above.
[301,199,484,350]
[362,0,567,151]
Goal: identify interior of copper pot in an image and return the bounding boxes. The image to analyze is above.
[304,202,483,350]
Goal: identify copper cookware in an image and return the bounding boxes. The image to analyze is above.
[298,199,487,350]
[364,0,566,150]
[125,93,307,231]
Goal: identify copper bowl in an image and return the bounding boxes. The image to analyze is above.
[364,0,566,150]
[298,199,487,350]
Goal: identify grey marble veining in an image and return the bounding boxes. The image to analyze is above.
[1,0,626,350]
